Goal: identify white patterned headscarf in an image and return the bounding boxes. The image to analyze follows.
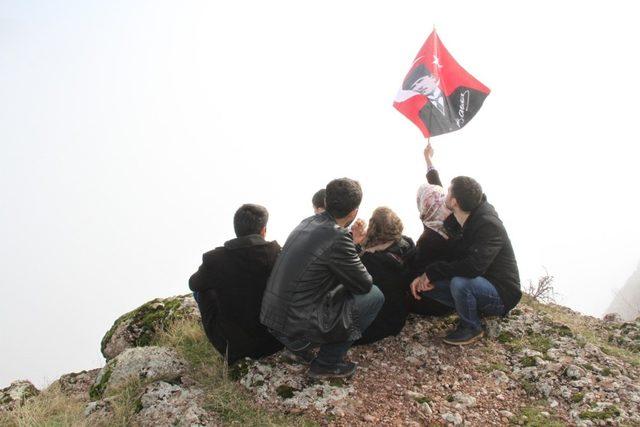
[416,183,451,239]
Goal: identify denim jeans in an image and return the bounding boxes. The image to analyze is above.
[421,276,505,331]
[275,285,385,365]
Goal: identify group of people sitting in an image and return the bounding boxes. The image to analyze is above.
[189,144,522,380]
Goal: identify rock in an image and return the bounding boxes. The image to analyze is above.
[90,346,187,401]
[239,358,353,414]
[442,411,463,425]
[363,414,376,422]
[133,381,215,426]
[566,364,585,379]
[51,369,100,399]
[0,380,39,410]
[421,401,433,415]
[484,317,502,338]
[406,342,428,358]
[491,370,509,384]
[101,295,199,360]
[603,313,622,323]
[499,410,515,419]
[84,396,115,419]
[452,392,476,407]
[405,356,422,367]
[537,381,553,397]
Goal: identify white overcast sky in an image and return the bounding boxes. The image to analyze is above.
[1,1,639,387]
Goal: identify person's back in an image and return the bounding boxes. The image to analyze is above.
[189,204,283,363]
[261,212,371,342]
[261,178,384,379]
[357,235,414,344]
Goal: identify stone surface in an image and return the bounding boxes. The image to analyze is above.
[0,380,39,411]
[101,294,199,360]
[134,381,216,426]
[51,369,100,400]
[90,346,187,401]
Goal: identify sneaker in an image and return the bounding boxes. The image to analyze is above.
[308,360,357,380]
[442,325,484,346]
[282,348,316,365]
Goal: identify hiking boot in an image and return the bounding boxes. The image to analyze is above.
[308,360,357,380]
[442,325,484,346]
[282,348,316,365]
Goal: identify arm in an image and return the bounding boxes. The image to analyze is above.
[424,143,443,186]
[424,222,504,282]
[326,232,373,295]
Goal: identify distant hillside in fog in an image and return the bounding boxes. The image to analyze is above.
[607,261,640,320]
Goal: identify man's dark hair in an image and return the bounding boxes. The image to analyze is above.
[325,178,362,218]
[450,176,483,212]
[312,188,326,209]
[233,204,269,237]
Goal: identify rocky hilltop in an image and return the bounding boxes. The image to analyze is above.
[1,295,639,426]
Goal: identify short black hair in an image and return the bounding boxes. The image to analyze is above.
[312,188,326,209]
[325,178,362,218]
[233,204,269,237]
[450,176,483,212]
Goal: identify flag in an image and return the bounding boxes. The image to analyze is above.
[393,30,490,138]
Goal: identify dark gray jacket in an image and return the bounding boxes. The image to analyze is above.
[260,212,373,343]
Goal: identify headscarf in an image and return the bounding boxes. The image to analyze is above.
[416,183,450,239]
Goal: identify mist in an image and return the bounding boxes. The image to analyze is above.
[1,0,639,387]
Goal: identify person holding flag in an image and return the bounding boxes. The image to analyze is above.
[397,30,521,345]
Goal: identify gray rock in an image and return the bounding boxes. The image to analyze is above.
[565,364,584,379]
[442,411,463,425]
[0,380,39,410]
[101,295,199,360]
[491,370,509,384]
[51,369,100,399]
[134,381,215,426]
[499,410,515,419]
[452,391,476,407]
[90,346,187,401]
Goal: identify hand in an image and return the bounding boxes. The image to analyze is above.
[423,142,434,164]
[351,219,367,245]
[410,274,434,300]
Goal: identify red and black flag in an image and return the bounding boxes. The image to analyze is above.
[393,30,490,138]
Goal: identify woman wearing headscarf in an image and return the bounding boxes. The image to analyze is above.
[355,207,415,344]
[407,143,456,316]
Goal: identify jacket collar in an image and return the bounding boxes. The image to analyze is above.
[224,234,269,250]
[443,194,489,235]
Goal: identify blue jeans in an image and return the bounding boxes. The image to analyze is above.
[421,276,504,331]
[276,285,385,365]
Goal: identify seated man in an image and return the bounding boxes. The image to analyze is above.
[261,178,384,379]
[189,204,283,364]
[312,188,326,214]
[411,176,522,345]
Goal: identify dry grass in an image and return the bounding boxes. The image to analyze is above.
[154,319,317,426]
[0,383,86,427]
[524,296,640,366]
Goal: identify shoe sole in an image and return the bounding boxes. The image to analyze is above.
[307,368,356,380]
[442,330,484,346]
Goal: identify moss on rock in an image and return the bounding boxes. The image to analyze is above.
[101,295,199,360]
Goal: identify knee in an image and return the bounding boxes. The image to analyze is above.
[450,277,470,299]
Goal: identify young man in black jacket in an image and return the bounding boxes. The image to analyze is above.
[261,178,384,379]
[411,177,522,345]
[189,204,283,364]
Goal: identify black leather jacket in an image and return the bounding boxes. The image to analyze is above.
[260,212,373,343]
